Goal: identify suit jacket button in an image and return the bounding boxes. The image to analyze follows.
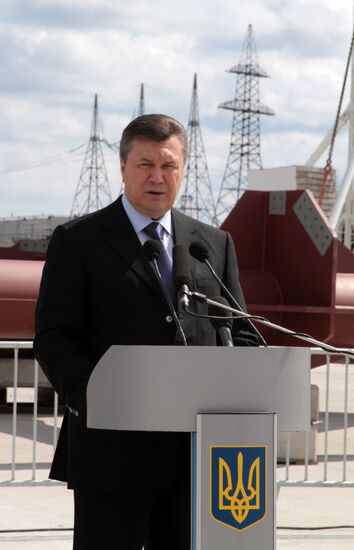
[165,315,173,323]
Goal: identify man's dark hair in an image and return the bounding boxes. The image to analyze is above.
[120,114,188,163]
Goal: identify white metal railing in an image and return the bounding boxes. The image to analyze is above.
[0,342,353,488]
[0,341,60,486]
[277,349,354,489]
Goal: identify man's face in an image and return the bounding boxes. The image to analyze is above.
[120,136,184,219]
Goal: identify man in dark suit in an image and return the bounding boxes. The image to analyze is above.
[34,114,259,550]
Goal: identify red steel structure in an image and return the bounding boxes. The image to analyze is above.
[1,188,354,353]
[222,189,354,350]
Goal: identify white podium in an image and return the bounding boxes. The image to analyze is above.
[87,346,310,550]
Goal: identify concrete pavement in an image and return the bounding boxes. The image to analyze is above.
[0,363,353,549]
[0,483,353,549]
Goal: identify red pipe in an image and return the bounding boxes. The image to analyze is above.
[0,259,43,339]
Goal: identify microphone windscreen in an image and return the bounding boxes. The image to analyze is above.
[143,239,161,262]
[189,241,209,262]
[173,244,193,288]
[208,296,233,330]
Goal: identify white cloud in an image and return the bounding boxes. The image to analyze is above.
[0,0,352,216]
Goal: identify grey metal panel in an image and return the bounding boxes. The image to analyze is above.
[87,346,310,432]
[293,191,333,255]
[197,414,276,550]
[269,191,286,215]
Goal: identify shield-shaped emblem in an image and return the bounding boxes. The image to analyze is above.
[210,445,267,531]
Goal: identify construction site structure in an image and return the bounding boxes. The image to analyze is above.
[329,101,354,250]
[221,188,354,352]
[306,112,354,249]
[70,94,112,217]
[341,44,354,249]
[177,74,216,224]
[305,99,354,250]
[0,215,69,244]
[248,165,336,219]
[304,19,354,251]
[0,215,69,259]
[214,24,274,226]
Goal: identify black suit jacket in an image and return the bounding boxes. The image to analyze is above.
[34,196,258,492]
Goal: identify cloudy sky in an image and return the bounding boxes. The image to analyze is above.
[0,0,353,217]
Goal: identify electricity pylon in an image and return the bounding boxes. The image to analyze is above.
[214,24,274,225]
[118,83,147,196]
[177,73,216,224]
[137,83,145,116]
[70,94,112,217]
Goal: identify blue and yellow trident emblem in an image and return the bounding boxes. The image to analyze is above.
[210,446,267,531]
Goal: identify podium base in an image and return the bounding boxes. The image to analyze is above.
[194,413,276,550]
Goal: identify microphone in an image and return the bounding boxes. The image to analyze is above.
[143,239,187,346]
[173,244,193,311]
[208,296,234,347]
[189,241,209,263]
[189,240,267,346]
[143,239,161,261]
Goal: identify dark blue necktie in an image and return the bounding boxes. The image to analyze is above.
[144,222,174,300]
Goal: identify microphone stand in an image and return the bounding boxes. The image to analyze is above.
[150,258,188,347]
[208,296,234,347]
[143,240,188,347]
[188,291,354,360]
[202,257,267,346]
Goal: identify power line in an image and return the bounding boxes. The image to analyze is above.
[0,145,86,176]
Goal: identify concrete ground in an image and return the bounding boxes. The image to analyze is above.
[0,484,353,549]
[0,362,353,549]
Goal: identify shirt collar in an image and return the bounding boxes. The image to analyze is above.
[122,194,173,236]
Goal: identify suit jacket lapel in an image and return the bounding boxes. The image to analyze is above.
[98,197,165,304]
[172,208,198,277]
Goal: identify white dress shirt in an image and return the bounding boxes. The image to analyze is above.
[121,194,174,262]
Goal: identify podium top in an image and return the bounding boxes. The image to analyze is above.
[87,346,310,432]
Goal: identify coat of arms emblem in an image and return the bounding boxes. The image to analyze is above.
[210,445,267,531]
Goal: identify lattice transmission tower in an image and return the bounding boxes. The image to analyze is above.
[177,74,216,224]
[214,24,274,225]
[118,83,148,196]
[131,83,146,119]
[137,83,145,116]
[70,94,112,217]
